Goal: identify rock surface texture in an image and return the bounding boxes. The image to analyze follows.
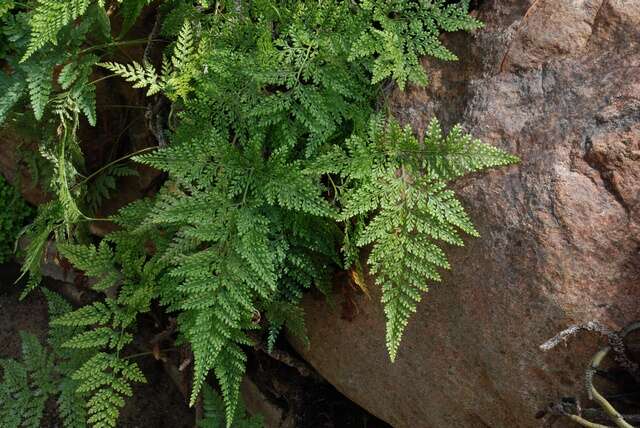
[290,1,640,427]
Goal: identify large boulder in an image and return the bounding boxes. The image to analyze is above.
[290,1,640,427]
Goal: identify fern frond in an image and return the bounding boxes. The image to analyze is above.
[19,202,63,298]
[0,0,14,18]
[58,377,88,428]
[265,300,308,352]
[99,61,163,96]
[25,63,53,120]
[422,118,519,180]
[57,242,121,291]
[0,333,55,428]
[213,343,247,426]
[351,0,483,89]
[72,353,145,428]
[0,76,26,125]
[22,0,93,61]
[172,20,195,71]
[199,384,263,428]
[51,300,115,327]
[341,117,517,360]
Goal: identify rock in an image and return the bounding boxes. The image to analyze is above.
[290,1,640,427]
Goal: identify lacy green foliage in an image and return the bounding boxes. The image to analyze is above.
[1,1,518,427]
[52,239,156,427]
[0,290,91,428]
[0,174,33,263]
[0,0,108,124]
[101,19,197,100]
[338,117,518,359]
[0,332,55,428]
[83,164,138,214]
[351,0,483,89]
[0,0,146,240]
[199,384,263,428]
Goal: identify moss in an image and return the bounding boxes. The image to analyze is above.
[0,175,33,263]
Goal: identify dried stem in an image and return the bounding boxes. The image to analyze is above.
[540,321,640,428]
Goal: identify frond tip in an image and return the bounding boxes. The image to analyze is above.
[99,61,164,96]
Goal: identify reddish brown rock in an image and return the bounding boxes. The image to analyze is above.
[291,1,640,427]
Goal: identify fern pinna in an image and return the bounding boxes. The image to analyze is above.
[0,1,517,427]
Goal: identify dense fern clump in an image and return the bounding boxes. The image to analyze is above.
[0,290,89,428]
[0,174,33,263]
[0,1,518,426]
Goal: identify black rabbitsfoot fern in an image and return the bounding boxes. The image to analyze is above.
[0,0,518,427]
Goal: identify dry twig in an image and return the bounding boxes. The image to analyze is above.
[540,321,640,428]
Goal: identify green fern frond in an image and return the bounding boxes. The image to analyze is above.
[0,0,14,18]
[351,0,483,89]
[341,117,517,360]
[22,0,93,61]
[0,76,26,125]
[199,384,263,428]
[100,61,163,96]
[25,63,53,120]
[0,332,55,428]
[57,242,121,291]
[265,301,308,352]
[19,202,64,298]
[72,353,145,428]
[422,118,519,180]
[58,377,88,428]
[51,300,116,327]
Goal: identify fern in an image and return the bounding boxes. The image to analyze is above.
[83,163,138,214]
[339,118,517,359]
[0,332,55,428]
[1,1,517,427]
[25,61,53,120]
[351,0,483,89]
[199,384,263,428]
[0,290,89,428]
[0,77,26,124]
[0,174,33,263]
[51,239,156,427]
[0,0,14,18]
[100,19,197,100]
[21,0,93,61]
[100,61,164,96]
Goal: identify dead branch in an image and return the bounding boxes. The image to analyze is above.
[541,321,640,383]
[540,321,640,428]
[587,347,634,428]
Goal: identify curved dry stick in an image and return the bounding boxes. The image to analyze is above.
[566,413,613,428]
[540,321,640,383]
[587,347,634,428]
[541,321,640,428]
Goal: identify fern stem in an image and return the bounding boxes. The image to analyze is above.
[98,105,148,110]
[241,168,254,206]
[71,146,159,190]
[79,39,166,55]
[327,174,339,202]
[86,74,117,87]
[123,348,178,360]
